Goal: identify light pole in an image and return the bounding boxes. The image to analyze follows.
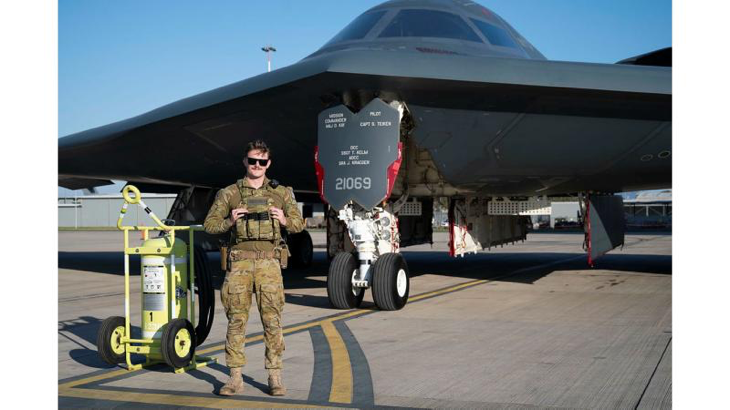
[262,45,276,72]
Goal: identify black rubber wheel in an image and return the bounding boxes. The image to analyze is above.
[97,316,126,365]
[371,253,410,311]
[290,230,313,268]
[327,252,365,309]
[161,318,196,369]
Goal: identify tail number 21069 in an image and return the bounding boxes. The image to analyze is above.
[335,177,371,190]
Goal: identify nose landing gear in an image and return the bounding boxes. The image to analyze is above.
[326,204,409,311]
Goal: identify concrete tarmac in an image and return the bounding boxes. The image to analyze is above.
[58,230,671,409]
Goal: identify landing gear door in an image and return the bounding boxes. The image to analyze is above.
[316,98,401,211]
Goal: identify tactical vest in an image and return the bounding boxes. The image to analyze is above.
[233,179,286,243]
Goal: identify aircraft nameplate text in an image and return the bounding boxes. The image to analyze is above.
[317,98,400,211]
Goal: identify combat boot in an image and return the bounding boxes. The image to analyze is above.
[219,367,244,396]
[268,369,286,396]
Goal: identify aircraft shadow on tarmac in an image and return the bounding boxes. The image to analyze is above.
[60,248,671,311]
[59,251,670,369]
[402,251,672,280]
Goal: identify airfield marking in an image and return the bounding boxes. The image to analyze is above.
[59,248,626,407]
[307,326,333,403]
[57,386,321,408]
[59,368,131,390]
[321,320,354,403]
[334,320,376,406]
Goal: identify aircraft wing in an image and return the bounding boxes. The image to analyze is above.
[59,49,671,195]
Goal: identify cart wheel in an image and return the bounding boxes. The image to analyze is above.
[161,318,196,369]
[327,252,365,309]
[371,253,409,311]
[97,316,126,364]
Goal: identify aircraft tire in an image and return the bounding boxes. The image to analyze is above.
[327,252,364,309]
[372,253,409,311]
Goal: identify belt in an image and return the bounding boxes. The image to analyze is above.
[229,249,277,261]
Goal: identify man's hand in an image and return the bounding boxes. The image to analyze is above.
[270,207,287,226]
[229,208,248,224]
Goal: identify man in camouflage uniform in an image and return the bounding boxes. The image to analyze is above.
[204,140,304,396]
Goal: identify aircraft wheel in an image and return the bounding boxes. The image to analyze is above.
[161,318,196,369]
[372,253,409,311]
[290,230,313,268]
[327,252,364,309]
[97,316,127,364]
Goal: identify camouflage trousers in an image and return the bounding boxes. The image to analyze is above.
[221,258,285,369]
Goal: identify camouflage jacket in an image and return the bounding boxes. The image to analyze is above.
[203,177,304,250]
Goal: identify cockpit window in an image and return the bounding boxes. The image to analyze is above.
[379,9,482,43]
[324,10,387,46]
[469,18,519,49]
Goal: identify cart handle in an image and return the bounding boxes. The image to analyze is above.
[117,185,172,231]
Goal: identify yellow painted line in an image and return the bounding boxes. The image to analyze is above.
[195,280,496,358]
[197,334,263,355]
[59,369,133,390]
[409,279,488,302]
[197,310,370,356]
[321,321,353,404]
[60,256,588,407]
[325,309,371,322]
[407,255,587,303]
[59,277,496,398]
[58,386,322,408]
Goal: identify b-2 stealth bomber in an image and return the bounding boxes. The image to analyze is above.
[59,0,671,310]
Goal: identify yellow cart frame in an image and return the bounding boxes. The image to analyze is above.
[116,185,217,373]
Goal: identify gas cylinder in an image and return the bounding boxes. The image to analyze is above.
[140,234,188,354]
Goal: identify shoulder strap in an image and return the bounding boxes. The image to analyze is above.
[236,179,247,205]
[266,183,288,204]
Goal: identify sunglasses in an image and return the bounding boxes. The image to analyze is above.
[246,157,270,166]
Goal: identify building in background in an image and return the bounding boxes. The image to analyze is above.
[549,202,581,228]
[429,190,672,231]
[58,194,177,228]
[623,190,672,228]
[60,191,669,230]
[59,193,322,228]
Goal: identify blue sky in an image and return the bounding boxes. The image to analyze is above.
[58,0,671,195]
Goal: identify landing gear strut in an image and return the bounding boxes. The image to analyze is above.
[326,203,409,310]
